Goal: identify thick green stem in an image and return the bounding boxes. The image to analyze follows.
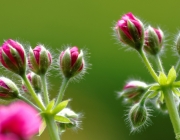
[22,74,45,111]
[17,95,41,111]
[41,74,49,106]
[55,78,70,107]
[44,115,60,140]
[139,50,159,82]
[155,55,164,73]
[162,87,180,140]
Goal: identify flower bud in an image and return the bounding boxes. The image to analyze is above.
[22,72,42,93]
[0,77,19,100]
[144,26,164,55]
[175,32,180,55]
[129,103,149,130]
[0,39,26,75]
[60,47,84,78]
[28,45,52,75]
[119,80,148,103]
[58,108,81,132]
[115,12,144,51]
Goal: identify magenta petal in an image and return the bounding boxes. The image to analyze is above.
[33,46,41,65]
[6,39,25,63]
[0,79,9,89]
[0,101,41,139]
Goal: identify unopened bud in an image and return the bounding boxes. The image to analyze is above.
[175,32,180,55]
[22,72,42,93]
[119,80,147,103]
[58,108,81,132]
[129,103,149,130]
[60,47,84,78]
[28,45,52,75]
[0,39,26,75]
[144,26,164,55]
[115,12,144,51]
[0,77,19,100]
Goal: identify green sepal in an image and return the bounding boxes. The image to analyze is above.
[158,72,167,85]
[167,66,176,85]
[46,99,55,113]
[54,115,71,123]
[52,99,70,115]
[149,85,160,91]
[148,91,159,99]
[37,118,46,136]
[39,48,49,74]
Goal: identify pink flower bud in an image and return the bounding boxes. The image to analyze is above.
[28,45,52,75]
[0,101,41,139]
[144,26,164,55]
[118,80,147,103]
[0,39,26,75]
[22,72,42,93]
[60,46,84,78]
[0,77,19,100]
[115,12,144,50]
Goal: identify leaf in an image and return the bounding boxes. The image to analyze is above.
[54,115,71,123]
[148,91,159,98]
[46,99,55,113]
[167,66,176,85]
[52,99,70,115]
[173,81,180,87]
[158,72,167,85]
[38,119,46,136]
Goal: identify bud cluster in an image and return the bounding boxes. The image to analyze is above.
[115,12,180,135]
[114,12,164,56]
[0,39,88,138]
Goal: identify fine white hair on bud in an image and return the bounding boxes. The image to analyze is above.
[126,103,152,133]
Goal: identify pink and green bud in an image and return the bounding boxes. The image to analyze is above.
[144,26,164,55]
[0,39,26,75]
[60,47,84,78]
[28,45,52,75]
[129,103,149,130]
[115,12,144,50]
[119,80,148,103]
[22,72,42,93]
[0,77,19,100]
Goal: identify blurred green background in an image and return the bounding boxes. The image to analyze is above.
[0,0,180,140]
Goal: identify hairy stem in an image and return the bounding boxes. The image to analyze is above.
[44,115,60,140]
[17,95,41,111]
[55,77,70,107]
[163,87,180,140]
[155,55,164,73]
[41,74,49,106]
[139,50,159,82]
[22,74,45,111]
